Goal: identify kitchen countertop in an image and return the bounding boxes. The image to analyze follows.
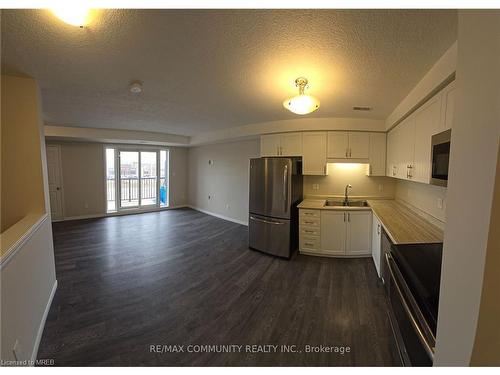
[297,198,444,244]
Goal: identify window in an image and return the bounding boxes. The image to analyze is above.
[105,147,169,213]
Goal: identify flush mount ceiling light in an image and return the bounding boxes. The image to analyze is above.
[51,5,91,27]
[129,81,143,94]
[283,77,320,115]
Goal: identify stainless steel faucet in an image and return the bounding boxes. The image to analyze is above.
[344,184,352,205]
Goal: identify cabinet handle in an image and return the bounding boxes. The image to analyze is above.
[345,148,348,157]
[349,148,352,157]
[343,212,346,222]
[304,230,314,233]
[305,242,314,247]
[377,224,381,235]
[348,212,350,222]
[304,221,314,225]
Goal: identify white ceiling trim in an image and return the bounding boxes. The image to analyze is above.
[44,125,190,146]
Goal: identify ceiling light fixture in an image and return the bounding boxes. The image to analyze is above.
[51,5,91,27]
[129,81,143,94]
[283,77,320,115]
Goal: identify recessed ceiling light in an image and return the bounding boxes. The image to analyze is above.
[129,81,143,94]
[283,77,320,115]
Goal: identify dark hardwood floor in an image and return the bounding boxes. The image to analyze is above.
[38,208,400,366]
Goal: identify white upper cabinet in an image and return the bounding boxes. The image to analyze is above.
[280,132,303,156]
[260,134,281,156]
[302,132,327,175]
[260,132,302,156]
[368,133,386,176]
[327,131,370,159]
[413,93,442,183]
[440,80,456,131]
[348,132,370,159]
[386,80,455,184]
[327,131,349,158]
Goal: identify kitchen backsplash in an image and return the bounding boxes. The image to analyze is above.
[303,163,396,198]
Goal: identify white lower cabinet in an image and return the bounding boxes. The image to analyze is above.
[299,209,372,257]
[346,211,373,256]
[371,214,382,277]
[320,211,346,255]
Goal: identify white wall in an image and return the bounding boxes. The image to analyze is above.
[169,147,188,208]
[434,10,500,366]
[187,139,260,225]
[395,180,447,224]
[304,163,396,198]
[45,141,188,219]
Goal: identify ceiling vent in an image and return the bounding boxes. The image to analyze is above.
[353,106,372,111]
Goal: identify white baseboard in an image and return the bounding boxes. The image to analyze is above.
[188,205,248,226]
[31,279,58,363]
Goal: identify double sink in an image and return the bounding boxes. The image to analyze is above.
[324,199,369,208]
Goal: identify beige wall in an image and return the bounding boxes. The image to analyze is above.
[1,75,45,231]
[395,180,447,223]
[54,142,106,218]
[46,141,188,218]
[169,147,188,208]
[304,163,396,198]
[187,139,260,224]
[434,10,500,366]
[470,148,500,366]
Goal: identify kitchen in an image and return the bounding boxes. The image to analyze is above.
[248,77,454,365]
[1,7,498,368]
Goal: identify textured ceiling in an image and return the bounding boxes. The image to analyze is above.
[1,9,457,136]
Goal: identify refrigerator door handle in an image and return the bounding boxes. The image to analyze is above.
[283,164,288,212]
[249,216,285,225]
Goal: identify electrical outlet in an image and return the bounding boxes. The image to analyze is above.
[312,184,320,190]
[13,339,20,361]
[84,202,89,209]
[225,204,230,210]
[378,184,383,192]
[437,198,443,209]
[208,159,214,166]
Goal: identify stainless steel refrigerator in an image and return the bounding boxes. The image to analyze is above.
[248,157,303,258]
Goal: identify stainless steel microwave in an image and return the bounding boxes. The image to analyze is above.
[430,129,451,187]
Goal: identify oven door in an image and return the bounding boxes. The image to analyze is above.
[386,252,435,366]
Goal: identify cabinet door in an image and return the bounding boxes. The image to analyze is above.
[368,133,386,176]
[302,132,327,175]
[371,215,382,277]
[327,131,349,158]
[260,134,281,156]
[386,128,397,177]
[346,211,372,256]
[320,211,346,255]
[348,132,370,159]
[440,81,456,131]
[413,93,442,183]
[397,116,416,180]
[280,132,302,156]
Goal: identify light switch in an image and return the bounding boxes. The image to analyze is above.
[378,184,383,192]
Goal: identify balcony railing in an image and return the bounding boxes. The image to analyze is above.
[106,177,167,204]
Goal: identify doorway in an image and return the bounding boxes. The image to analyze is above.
[105,146,169,213]
[46,144,64,220]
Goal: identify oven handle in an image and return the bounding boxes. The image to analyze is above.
[385,252,435,360]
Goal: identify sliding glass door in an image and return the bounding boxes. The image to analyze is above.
[106,146,169,213]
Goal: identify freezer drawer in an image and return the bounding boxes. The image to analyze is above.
[249,214,291,258]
